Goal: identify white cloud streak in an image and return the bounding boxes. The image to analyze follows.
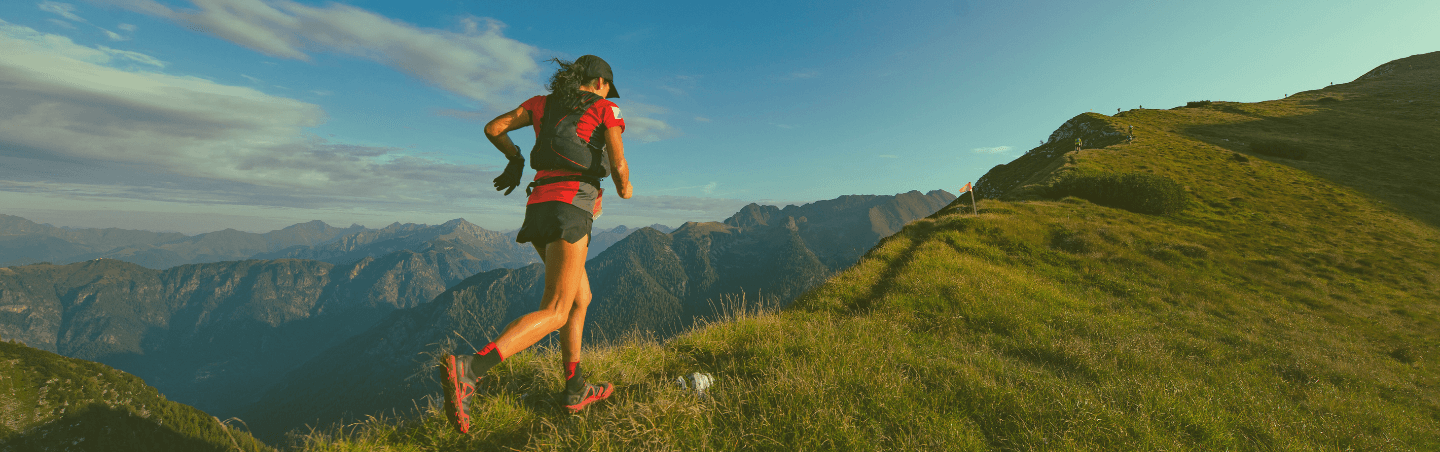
[0,19,702,227]
[0,20,496,213]
[616,101,680,143]
[780,70,818,80]
[972,145,1014,154]
[100,0,543,108]
[100,27,126,40]
[39,1,85,22]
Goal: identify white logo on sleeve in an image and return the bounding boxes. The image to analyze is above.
[611,106,622,120]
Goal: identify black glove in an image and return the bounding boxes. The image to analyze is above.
[493,150,525,196]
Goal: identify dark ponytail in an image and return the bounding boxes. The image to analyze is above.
[544,58,596,102]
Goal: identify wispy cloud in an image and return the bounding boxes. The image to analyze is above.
[611,194,750,224]
[780,70,818,80]
[656,74,699,97]
[0,21,501,214]
[241,74,262,83]
[651,181,721,195]
[693,116,711,122]
[972,145,1014,154]
[100,27,127,41]
[105,0,542,108]
[434,108,488,121]
[620,101,680,143]
[39,1,85,22]
[117,23,137,32]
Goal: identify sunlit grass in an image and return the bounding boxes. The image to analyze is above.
[290,61,1440,450]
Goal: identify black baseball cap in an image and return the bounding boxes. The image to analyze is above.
[575,54,619,98]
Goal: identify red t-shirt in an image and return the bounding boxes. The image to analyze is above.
[519,95,626,218]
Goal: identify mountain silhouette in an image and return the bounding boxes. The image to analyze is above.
[0,216,364,269]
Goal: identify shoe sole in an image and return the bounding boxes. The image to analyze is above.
[565,383,614,413]
[440,356,471,434]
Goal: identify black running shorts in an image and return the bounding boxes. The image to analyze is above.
[516,201,592,245]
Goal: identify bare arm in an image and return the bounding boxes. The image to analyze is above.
[605,126,632,199]
[484,106,532,158]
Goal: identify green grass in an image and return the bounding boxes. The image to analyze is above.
[0,341,273,451]
[288,54,1440,451]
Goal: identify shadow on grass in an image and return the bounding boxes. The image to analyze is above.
[838,221,940,314]
[1182,97,1440,229]
[1,404,264,452]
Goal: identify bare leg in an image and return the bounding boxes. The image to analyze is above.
[559,268,592,363]
[532,240,591,362]
[493,235,590,357]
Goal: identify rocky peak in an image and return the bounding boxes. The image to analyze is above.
[724,203,782,229]
[1355,50,1439,82]
[1044,113,1127,150]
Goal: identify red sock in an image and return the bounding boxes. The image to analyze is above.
[476,342,506,360]
[564,361,580,381]
[564,361,584,394]
[470,342,504,378]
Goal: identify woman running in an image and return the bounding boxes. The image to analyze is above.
[441,55,632,434]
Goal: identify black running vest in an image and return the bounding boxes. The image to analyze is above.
[530,91,610,178]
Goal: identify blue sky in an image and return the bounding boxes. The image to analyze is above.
[1,0,1436,234]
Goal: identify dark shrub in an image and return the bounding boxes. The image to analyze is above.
[1318,97,1339,104]
[1186,100,1212,108]
[1050,172,1189,215]
[1250,140,1309,159]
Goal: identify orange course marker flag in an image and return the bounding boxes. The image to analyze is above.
[960,182,972,193]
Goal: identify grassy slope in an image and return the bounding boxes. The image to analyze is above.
[0,341,273,451]
[293,54,1440,451]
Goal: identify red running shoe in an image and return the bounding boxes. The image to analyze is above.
[564,382,614,413]
[439,354,478,433]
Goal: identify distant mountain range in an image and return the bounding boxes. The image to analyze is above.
[236,189,955,441]
[0,249,490,419]
[0,215,365,269]
[0,215,669,270]
[0,190,953,444]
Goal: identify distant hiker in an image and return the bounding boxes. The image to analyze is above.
[441,55,632,434]
[1075,137,1082,152]
[1127,125,1134,143]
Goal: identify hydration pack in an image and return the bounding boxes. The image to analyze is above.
[530,91,609,178]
